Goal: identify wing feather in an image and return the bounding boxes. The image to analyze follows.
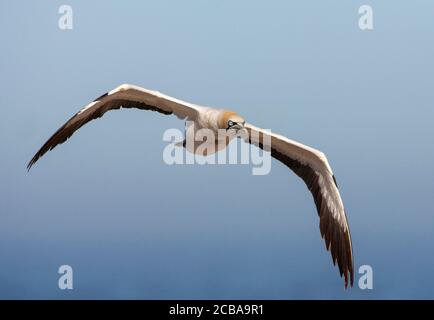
[244,123,354,287]
[27,84,202,170]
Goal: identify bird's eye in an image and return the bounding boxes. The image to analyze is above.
[228,120,234,127]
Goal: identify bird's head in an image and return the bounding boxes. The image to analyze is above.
[218,111,246,135]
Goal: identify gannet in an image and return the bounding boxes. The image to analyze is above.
[28,84,354,287]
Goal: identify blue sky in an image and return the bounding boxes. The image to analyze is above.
[1,1,434,299]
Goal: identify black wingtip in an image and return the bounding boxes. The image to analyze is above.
[344,270,354,289]
[27,160,34,172]
[27,154,38,172]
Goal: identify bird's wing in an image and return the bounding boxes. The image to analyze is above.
[28,84,203,170]
[244,123,354,287]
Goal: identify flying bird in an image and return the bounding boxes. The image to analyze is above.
[28,84,354,287]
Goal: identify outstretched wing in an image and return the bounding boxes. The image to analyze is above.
[28,84,203,170]
[245,123,354,287]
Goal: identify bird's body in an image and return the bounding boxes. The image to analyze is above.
[183,108,246,155]
[28,84,354,287]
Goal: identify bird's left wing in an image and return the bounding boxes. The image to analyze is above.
[244,123,354,287]
[27,84,202,170]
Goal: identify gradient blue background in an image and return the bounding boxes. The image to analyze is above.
[1,1,433,299]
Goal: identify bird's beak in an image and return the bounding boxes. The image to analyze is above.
[238,127,248,137]
[233,124,247,136]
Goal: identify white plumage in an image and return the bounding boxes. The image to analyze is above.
[28,84,354,287]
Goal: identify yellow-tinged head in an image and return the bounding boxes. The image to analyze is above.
[218,111,246,133]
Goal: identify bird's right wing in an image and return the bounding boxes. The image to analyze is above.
[28,84,203,170]
[244,123,354,287]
